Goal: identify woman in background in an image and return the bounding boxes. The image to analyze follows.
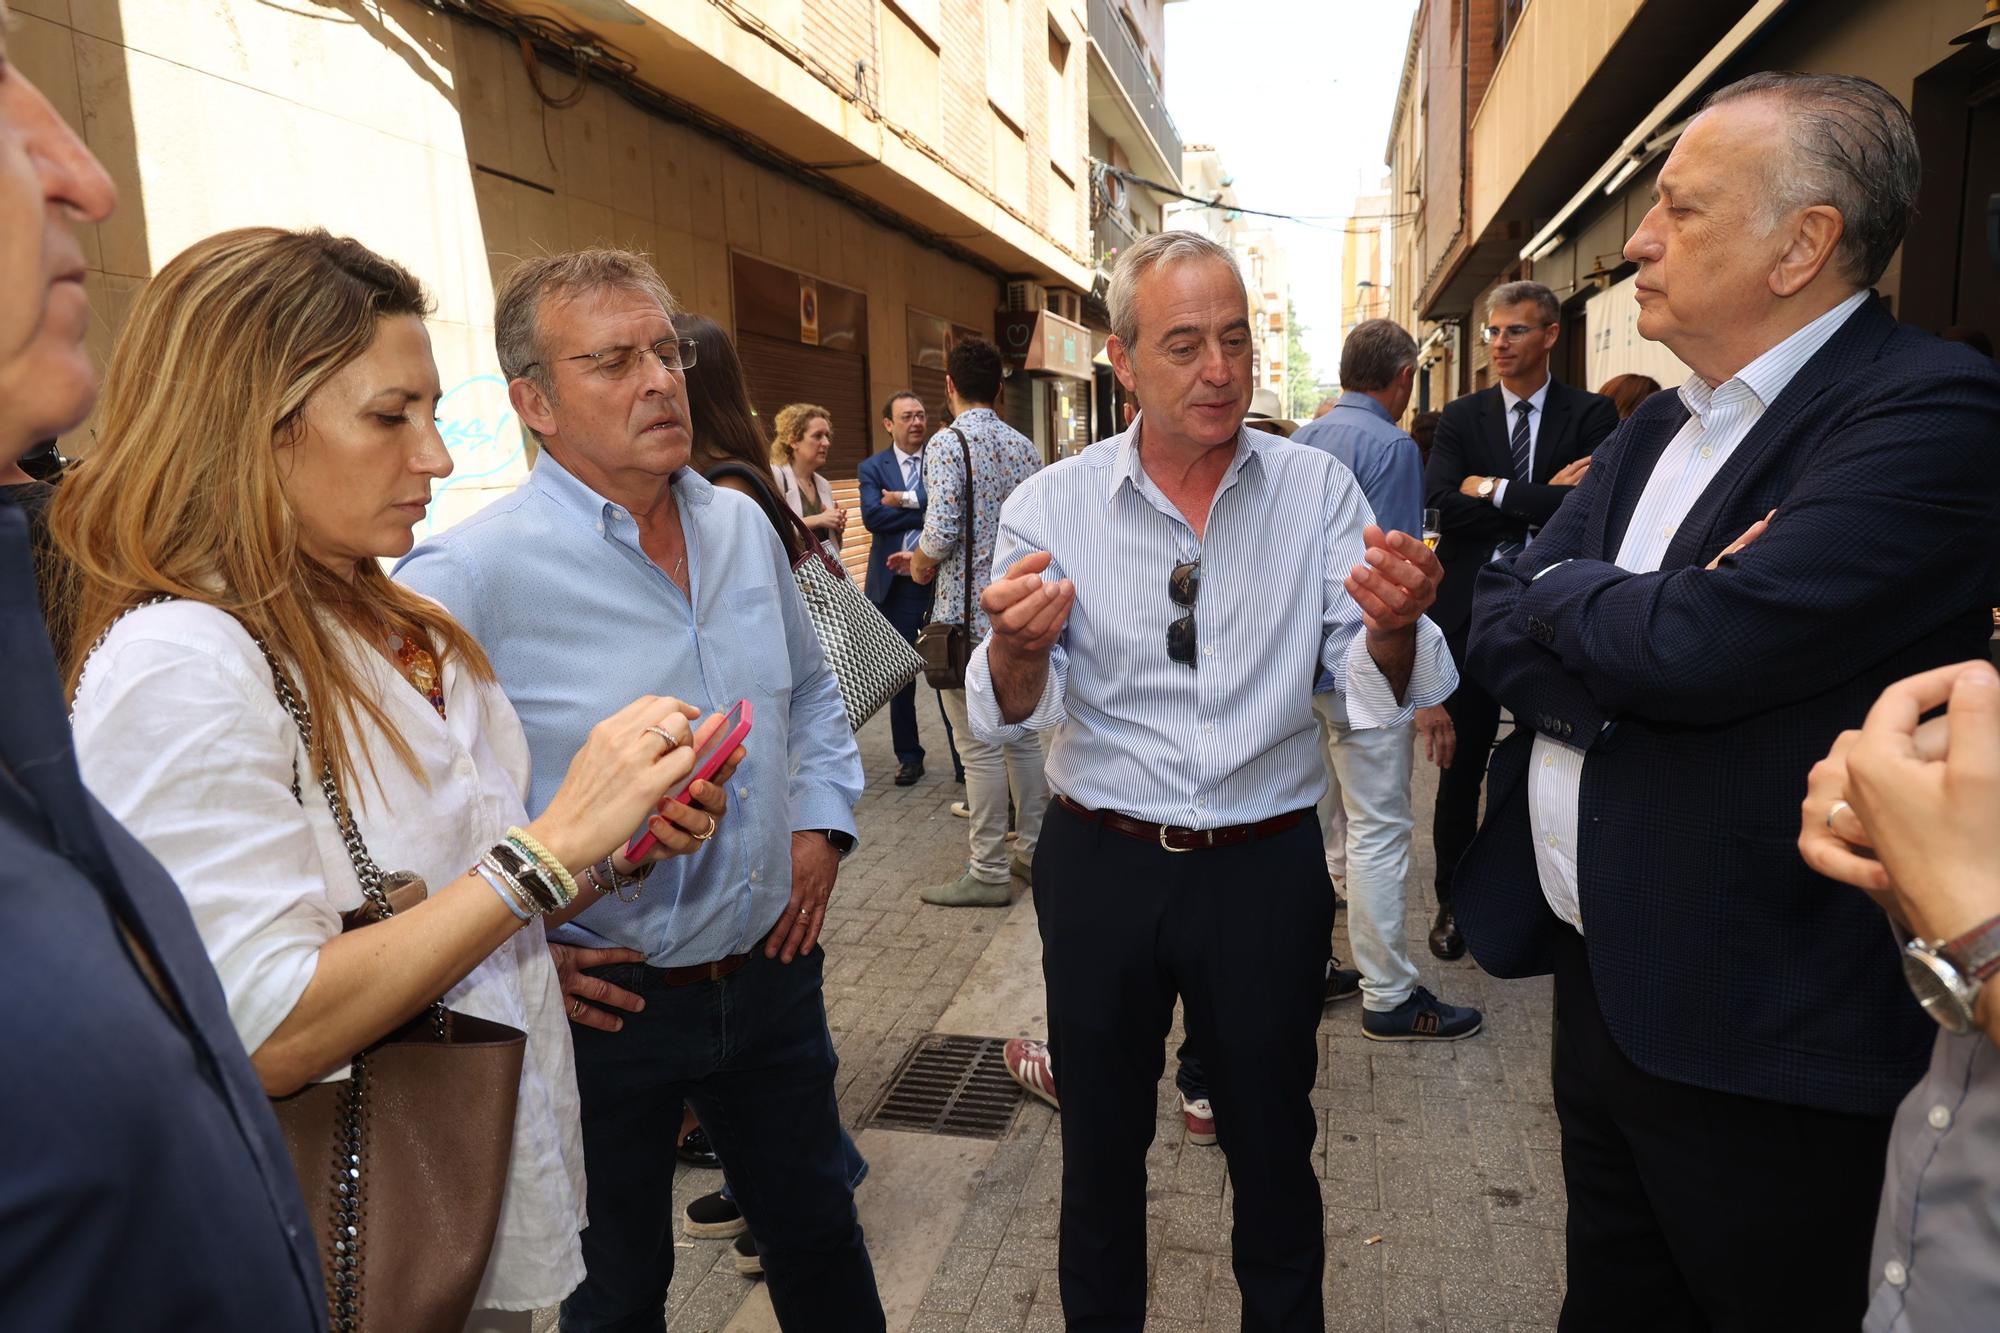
[1597,372,1662,421]
[770,402,848,556]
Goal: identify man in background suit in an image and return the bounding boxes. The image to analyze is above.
[862,390,945,785]
[0,22,325,1324]
[1456,72,2000,1327]
[1423,281,1618,960]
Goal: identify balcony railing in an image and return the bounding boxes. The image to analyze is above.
[1088,0,1182,187]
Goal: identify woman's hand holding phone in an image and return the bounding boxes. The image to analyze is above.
[619,701,753,864]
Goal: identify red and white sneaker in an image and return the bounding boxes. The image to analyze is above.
[1004,1038,1059,1109]
[1181,1097,1217,1146]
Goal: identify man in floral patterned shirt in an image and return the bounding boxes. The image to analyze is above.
[906,337,1048,906]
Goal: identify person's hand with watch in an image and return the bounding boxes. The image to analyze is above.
[1805,661,2000,1042]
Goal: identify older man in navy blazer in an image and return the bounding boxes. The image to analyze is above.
[0,26,324,1325]
[861,390,945,785]
[1456,72,2000,1329]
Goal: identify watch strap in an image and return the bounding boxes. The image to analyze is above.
[1943,913,2000,982]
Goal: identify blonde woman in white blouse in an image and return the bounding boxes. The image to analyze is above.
[770,401,848,563]
[49,229,738,1333]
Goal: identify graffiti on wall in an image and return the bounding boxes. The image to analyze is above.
[421,372,525,535]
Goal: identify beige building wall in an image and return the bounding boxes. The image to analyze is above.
[1466,0,1648,242]
[13,0,1045,534]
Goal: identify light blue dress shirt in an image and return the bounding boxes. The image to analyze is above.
[963,421,1456,829]
[395,452,863,968]
[1289,392,1425,537]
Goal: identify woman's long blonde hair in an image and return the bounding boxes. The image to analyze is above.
[48,226,493,794]
[769,402,831,467]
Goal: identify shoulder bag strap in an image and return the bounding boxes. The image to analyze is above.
[713,461,839,577]
[947,427,974,628]
[706,461,812,565]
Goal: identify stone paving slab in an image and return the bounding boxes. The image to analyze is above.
[537,708,1564,1331]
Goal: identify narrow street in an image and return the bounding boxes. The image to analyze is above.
[540,710,1566,1333]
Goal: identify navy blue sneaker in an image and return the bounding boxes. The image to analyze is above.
[1361,987,1482,1042]
[1324,959,1363,1003]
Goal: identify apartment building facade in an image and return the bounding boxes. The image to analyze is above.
[14,0,1165,546]
[1387,0,1999,409]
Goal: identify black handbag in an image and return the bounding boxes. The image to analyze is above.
[916,428,975,690]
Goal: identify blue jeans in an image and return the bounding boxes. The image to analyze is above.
[558,946,884,1332]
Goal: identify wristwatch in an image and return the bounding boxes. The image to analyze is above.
[1902,913,2000,1032]
[817,828,857,858]
[1476,476,1498,500]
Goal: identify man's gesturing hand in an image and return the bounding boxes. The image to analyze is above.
[1345,526,1442,635]
[981,551,1074,656]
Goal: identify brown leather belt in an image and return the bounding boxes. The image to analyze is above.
[1056,794,1307,854]
[641,951,753,988]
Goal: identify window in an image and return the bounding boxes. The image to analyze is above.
[1496,0,1528,52]
[987,0,1024,129]
[1046,22,1073,180]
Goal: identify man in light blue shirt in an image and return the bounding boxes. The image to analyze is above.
[397,250,881,1331]
[1288,320,1480,1043]
[966,232,1455,1327]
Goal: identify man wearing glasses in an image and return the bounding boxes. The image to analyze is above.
[1422,281,1619,962]
[966,230,1455,1327]
[398,250,881,1330]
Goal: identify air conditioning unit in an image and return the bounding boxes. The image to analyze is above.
[1004,279,1047,312]
[1046,288,1083,322]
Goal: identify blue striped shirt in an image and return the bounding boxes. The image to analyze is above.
[963,422,1457,828]
[395,453,863,968]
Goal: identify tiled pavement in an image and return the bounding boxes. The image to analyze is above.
[552,707,1566,1332]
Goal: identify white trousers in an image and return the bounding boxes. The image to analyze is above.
[1312,692,1420,1012]
[939,687,1049,884]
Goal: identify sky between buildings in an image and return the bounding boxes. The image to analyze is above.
[1164,0,1421,382]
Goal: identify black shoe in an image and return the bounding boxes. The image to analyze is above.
[1362,987,1482,1042]
[894,761,924,786]
[1324,958,1362,1003]
[1428,905,1465,961]
[677,1126,719,1168]
[733,1230,763,1277]
[682,1190,746,1239]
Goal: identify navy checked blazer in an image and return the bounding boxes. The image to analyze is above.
[0,503,324,1328]
[1455,295,2000,1117]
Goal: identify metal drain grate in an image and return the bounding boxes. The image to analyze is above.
[865,1033,1026,1139]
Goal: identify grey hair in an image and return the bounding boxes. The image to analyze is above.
[1703,72,1919,287]
[1487,280,1559,327]
[1108,230,1246,347]
[493,248,680,402]
[1339,318,1418,393]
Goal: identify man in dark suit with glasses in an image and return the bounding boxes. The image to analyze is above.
[1423,281,1619,960]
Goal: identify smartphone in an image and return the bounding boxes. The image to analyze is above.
[623,700,754,860]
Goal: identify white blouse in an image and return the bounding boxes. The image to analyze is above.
[71,600,586,1312]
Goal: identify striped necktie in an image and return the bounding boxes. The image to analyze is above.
[1509,400,1533,483]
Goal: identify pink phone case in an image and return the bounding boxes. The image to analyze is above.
[624,701,753,861]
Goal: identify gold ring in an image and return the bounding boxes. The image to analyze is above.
[569,997,585,1018]
[1826,799,1851,831]
[644,724,685,750]
[690,812,718,842]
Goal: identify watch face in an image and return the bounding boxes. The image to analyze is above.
[1903,945,1975,1034]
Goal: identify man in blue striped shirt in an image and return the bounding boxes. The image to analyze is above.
[965,231,1456,1328]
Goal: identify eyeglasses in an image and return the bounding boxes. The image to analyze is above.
[526,336,699,379]
[1480,323,1552,345]
[1167,558,1200,668]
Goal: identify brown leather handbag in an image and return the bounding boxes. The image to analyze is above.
[915,427,976,690]
[257,643,526,1333]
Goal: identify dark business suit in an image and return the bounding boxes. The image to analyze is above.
[0,503,325,1329]
[859,444,935,767]
[1456,296,2000,1327]
[1424,379,1618,905]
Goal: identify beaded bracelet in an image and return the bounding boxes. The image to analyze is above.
[474,861,534,922]
[584,855,649,904]
[506,826,579,904]
[487,840,567,916]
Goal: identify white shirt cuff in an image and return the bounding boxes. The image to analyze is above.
[1339,616,1457,729]
[1491,478,1510,507]
[965,639,1063,741]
